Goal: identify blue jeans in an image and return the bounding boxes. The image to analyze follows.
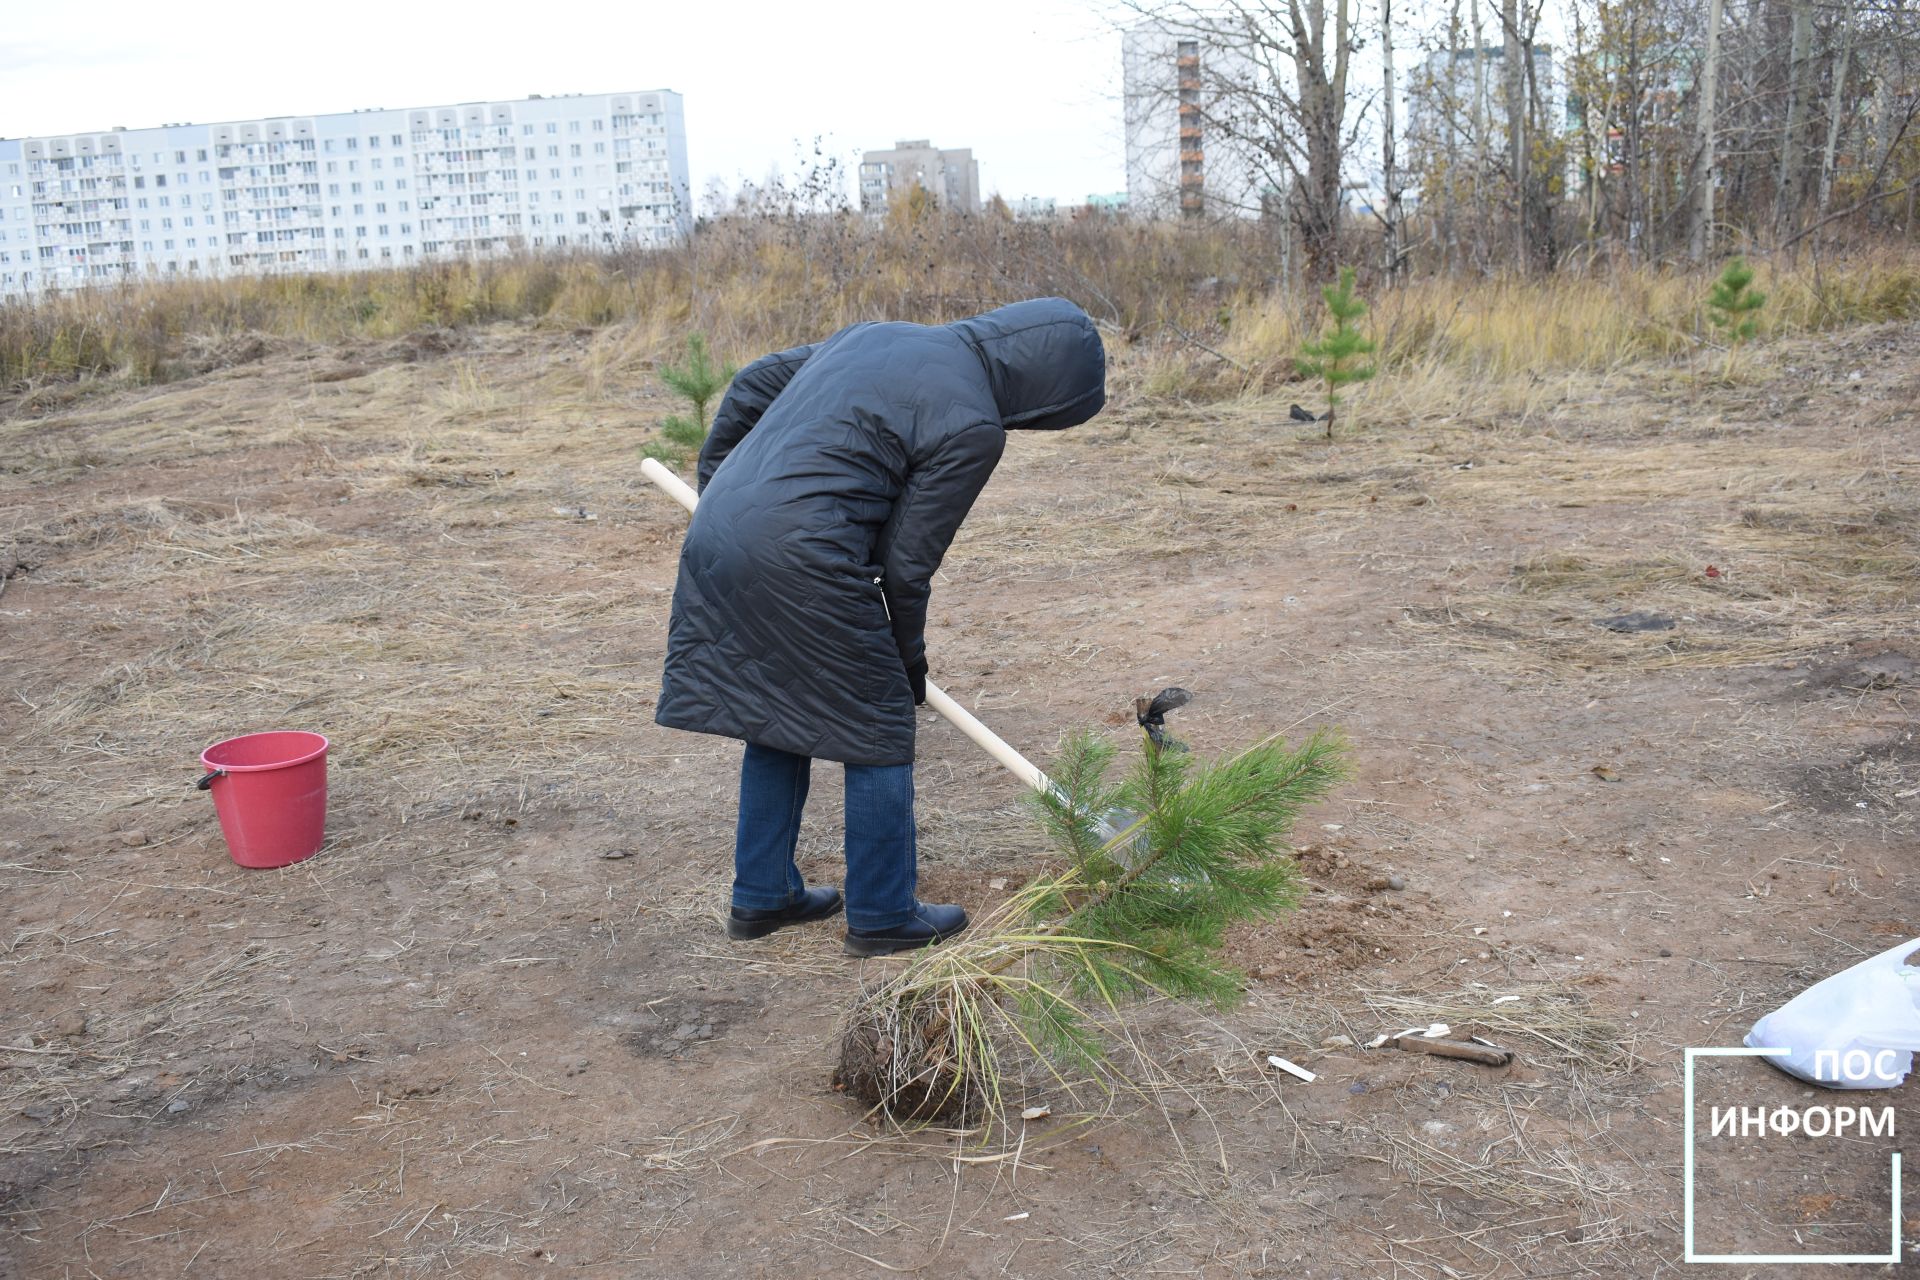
[732,743,917,931]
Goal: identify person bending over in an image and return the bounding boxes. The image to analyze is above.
[655,298,1107,956]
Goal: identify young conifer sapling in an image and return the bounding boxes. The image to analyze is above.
[1296,267,1377,440]
[1705,257,1766,378]
[644,333,738,466]
[835,696,1348,1129]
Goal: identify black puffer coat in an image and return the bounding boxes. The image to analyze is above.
[655,298,1107,766]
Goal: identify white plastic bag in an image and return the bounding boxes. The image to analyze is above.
[1745,937,1920,1089]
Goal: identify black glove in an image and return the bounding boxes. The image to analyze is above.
[906,658,927,706]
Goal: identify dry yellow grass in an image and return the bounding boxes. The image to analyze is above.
[8,217,1920,401]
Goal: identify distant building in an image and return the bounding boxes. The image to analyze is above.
[1083,191,1129,215]
[858,140,980,214]
[1564,49,1692,195]
[1009,196,1057,220]
[1122,20,1264,218]
[1406,46,1560,167]
[0,90,690,297]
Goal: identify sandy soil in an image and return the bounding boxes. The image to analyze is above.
[2,320,1916,1278]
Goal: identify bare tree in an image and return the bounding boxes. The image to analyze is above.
[1121,1,1360,280]
[1775,0,1816,240]
[1817,2,1854,218]
[1688,0,1726,262]
[1381,0,1407,277]
[1503,0,1526,263]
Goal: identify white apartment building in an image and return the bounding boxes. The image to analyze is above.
[1122,21,1267,218]
[0,90,689,297]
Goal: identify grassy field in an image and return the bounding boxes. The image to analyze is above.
[2,246,1917,1276]
[9,216,1920,396]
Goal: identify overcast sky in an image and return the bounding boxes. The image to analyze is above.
[1,0,1129,208]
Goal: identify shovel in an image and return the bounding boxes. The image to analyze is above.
[640,458,1150,853]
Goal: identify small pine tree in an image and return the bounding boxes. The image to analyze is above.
[1705,257,1766,377]
[836,709,1349,1126]
[1296,267,1377,440]
[643,333,738,466]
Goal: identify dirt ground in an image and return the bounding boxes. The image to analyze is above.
[2,318,1916,1279]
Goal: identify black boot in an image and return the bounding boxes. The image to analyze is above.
[843,902,969,957]
[726,886,844,940]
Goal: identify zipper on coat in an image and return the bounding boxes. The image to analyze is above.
[873,576,892,622]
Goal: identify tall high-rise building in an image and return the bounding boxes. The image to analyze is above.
[1122,21,1264,219]
[0,90,689,297]
[858,141,980,214]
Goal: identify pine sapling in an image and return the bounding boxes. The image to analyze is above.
[1705,257,1766,378]
[643,333,738,466]
[1712,257,1766,378]
[1296,267,1377,439]
[835,695,1348,1130]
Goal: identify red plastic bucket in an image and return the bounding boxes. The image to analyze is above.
[197,731,330,869]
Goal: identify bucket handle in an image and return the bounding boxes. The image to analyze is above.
[195,769,226,791]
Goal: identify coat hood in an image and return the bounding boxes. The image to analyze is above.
[947,298,1107,431]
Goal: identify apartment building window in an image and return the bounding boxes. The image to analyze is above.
[594,142,605,155]
[545,123,557,134]
[346,138,358,150]
[569,144,581,158]
[575,211,587,225]
[352,203,364,215]
[368,135,381,149]
[351,182,362,194]
[547,145,558,158]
